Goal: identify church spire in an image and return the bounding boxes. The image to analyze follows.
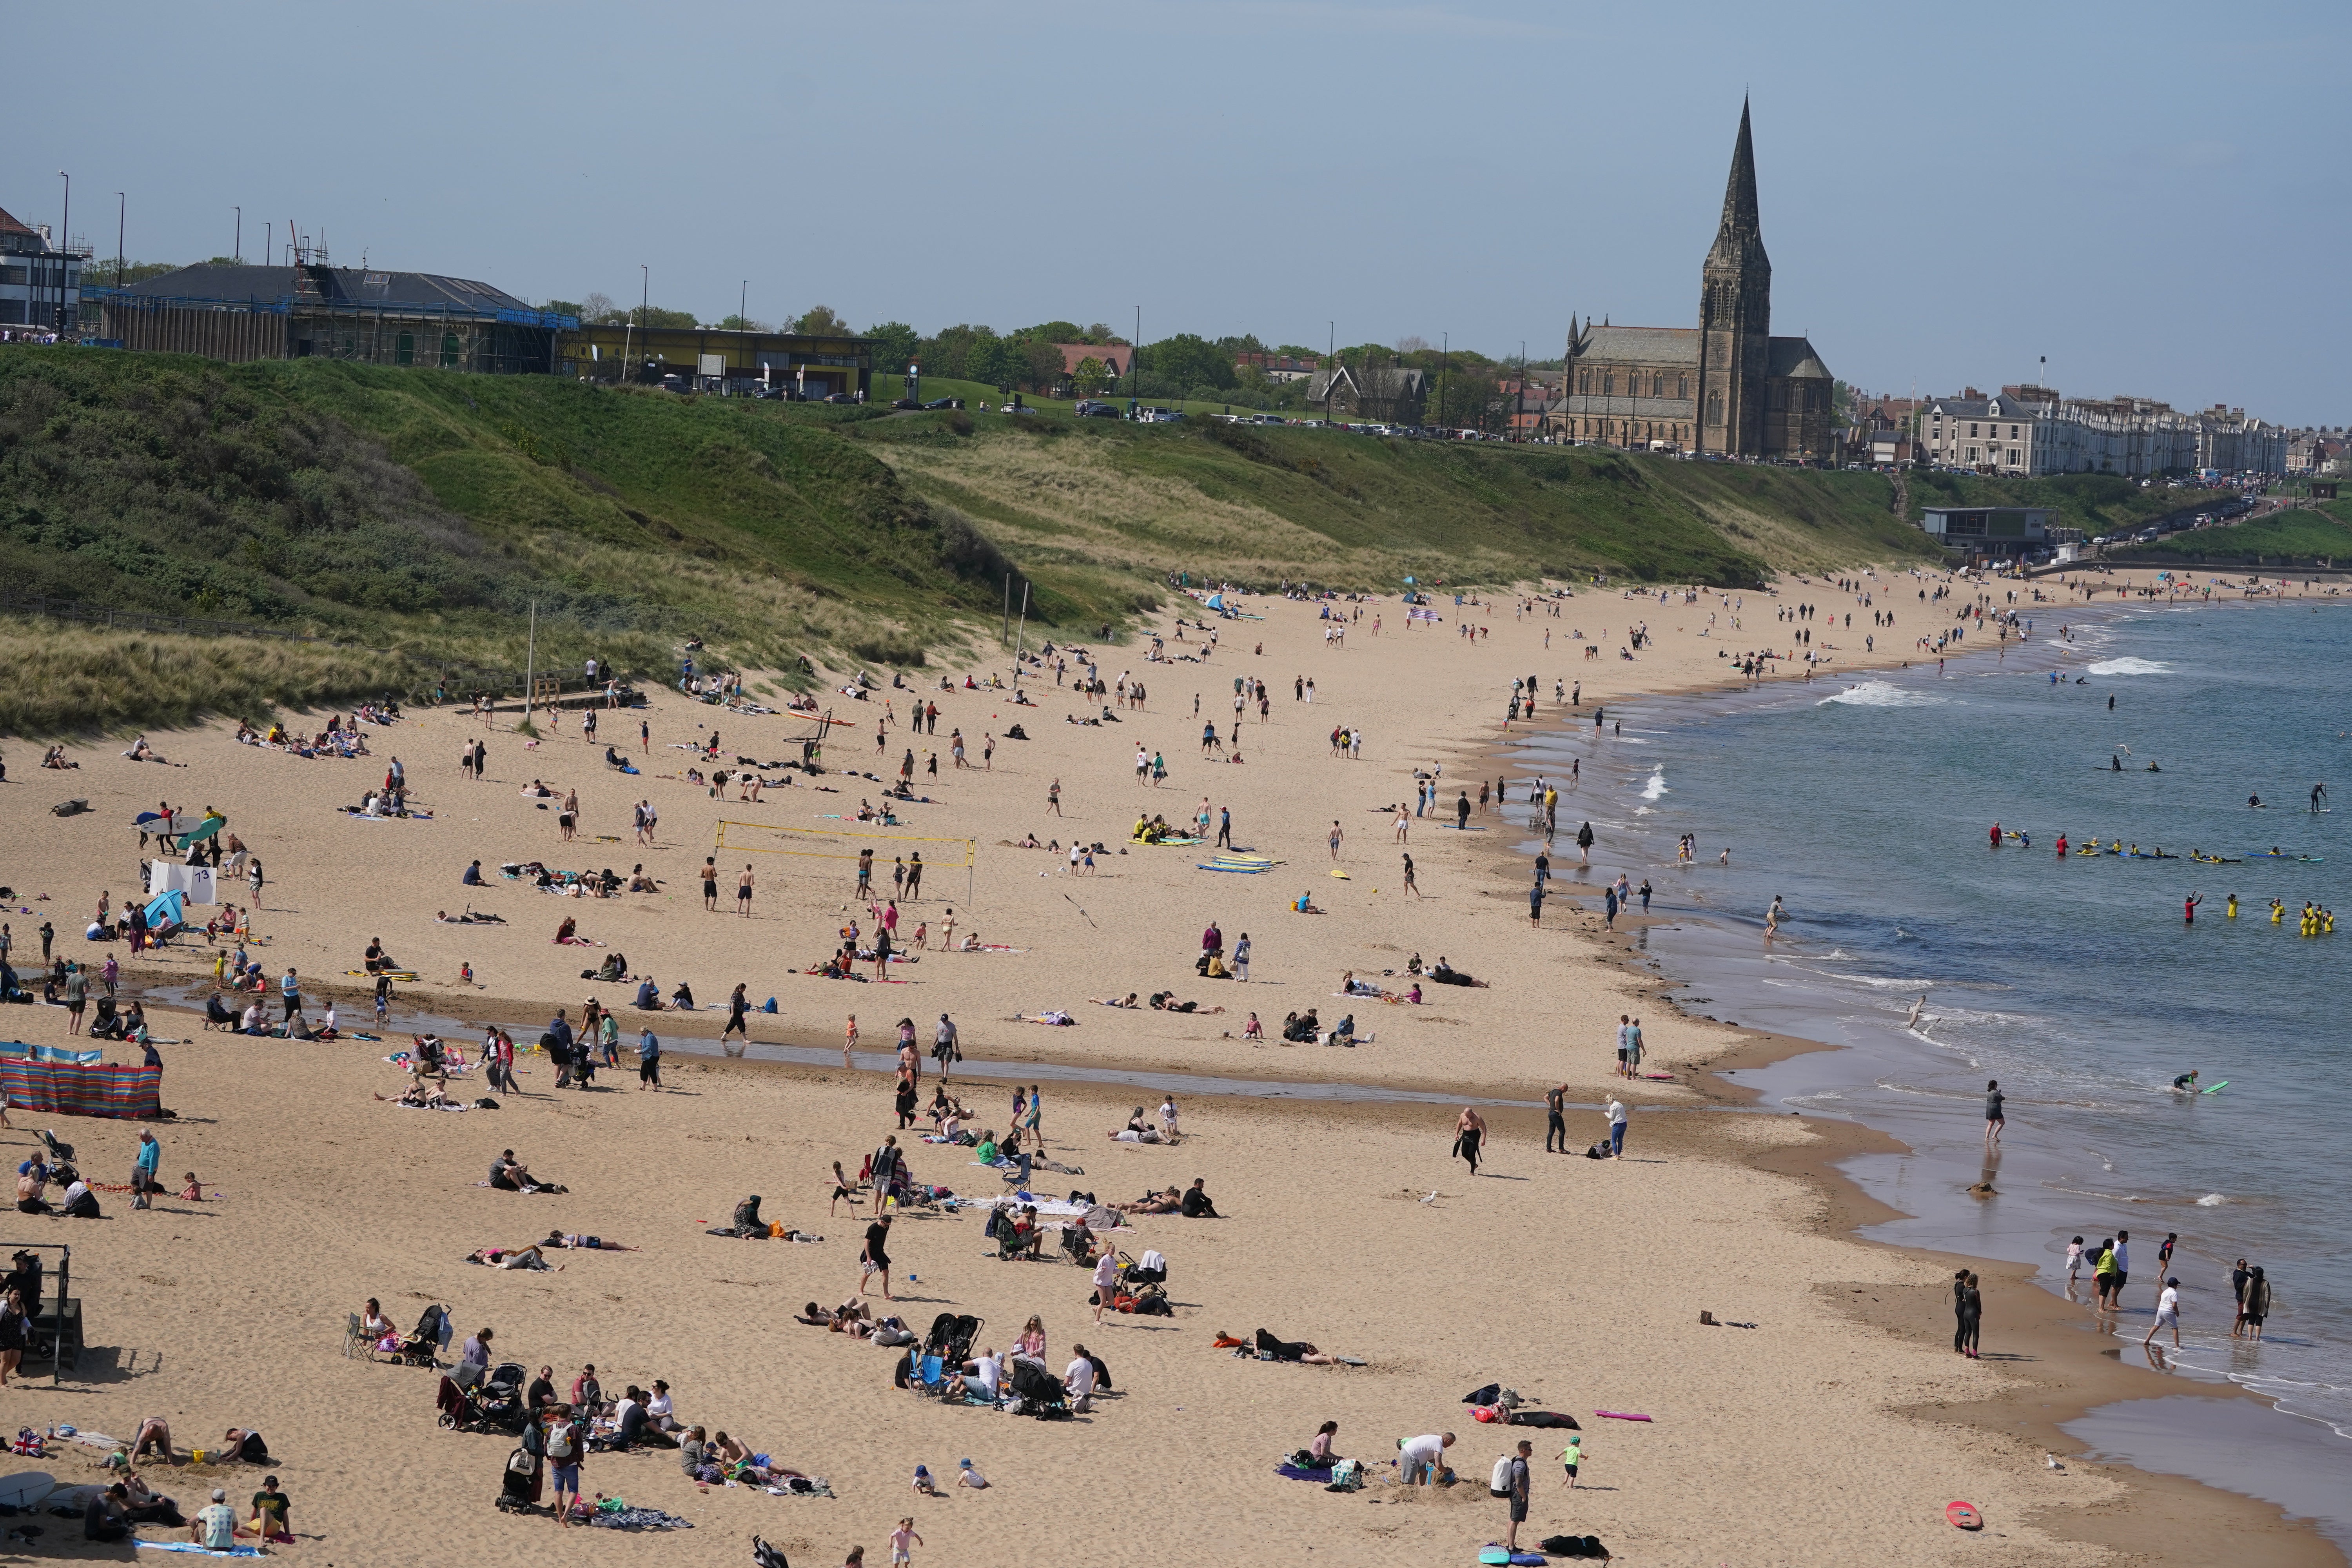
[1716,97,1760,241]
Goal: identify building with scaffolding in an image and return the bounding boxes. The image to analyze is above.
[0,204,84,333]
[94,251,574,373]
[561,321,873,399]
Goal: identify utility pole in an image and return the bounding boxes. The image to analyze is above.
[1002,572,1013,646]
[1327,321,1335,424]
[1133,306,1142,410]
[233,206,240,263]
[740,279,748,328]
[115,192,125,291]
[1012,580,1030,683]
[55,170,69,330]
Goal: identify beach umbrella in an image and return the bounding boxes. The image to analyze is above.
[142,888,186,933]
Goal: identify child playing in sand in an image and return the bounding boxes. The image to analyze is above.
[955,1459,987,1490]
[889,1519,923,1565]
[911,1465,941,1496]
[179,1173,206,1201]
[1558,1435,1583,1487]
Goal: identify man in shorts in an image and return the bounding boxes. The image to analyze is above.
[861,1212,895,1301]
[1503,1439,1533,1553]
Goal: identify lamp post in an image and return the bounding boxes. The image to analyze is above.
[114,192,124,292]
[1327,321,1334,424]
[740,279,748,328]
[55,170,69,330]
[233,206,241,263]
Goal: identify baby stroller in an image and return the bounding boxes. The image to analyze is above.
[394,1304,451,1368]
[1008,1356,1068,1419]
[924,1311,983,1368]
[495,1443,544,1514]
[441,1361,528,1434]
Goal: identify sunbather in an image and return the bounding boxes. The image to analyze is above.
[1116,1187,1183,1214]
[544,1230,635,1251]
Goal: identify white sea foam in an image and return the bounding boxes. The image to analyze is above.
[2198,1192,2229,1207]
[2086,657,2173,676]
[1639,769,1669,802]
[1818,680,1940,708]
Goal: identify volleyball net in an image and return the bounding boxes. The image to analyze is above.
[714,820,976,868]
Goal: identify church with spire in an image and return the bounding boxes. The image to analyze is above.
[1548,102,1833,460]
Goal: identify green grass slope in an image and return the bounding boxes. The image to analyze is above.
[1904,470,2220,537]
[0,343,1944,731]
[2108,504,2352,566]
[860,409,1935,590]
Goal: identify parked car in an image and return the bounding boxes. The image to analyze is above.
[921,397,965,410]
[1075,400,1121,419]
[891,398,922,410]
[823,393,855,405]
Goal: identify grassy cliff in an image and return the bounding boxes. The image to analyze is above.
[0,345,1942,731]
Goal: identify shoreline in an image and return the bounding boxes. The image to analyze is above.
[1439,582,2348,1564]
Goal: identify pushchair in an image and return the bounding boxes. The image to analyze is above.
[495,1443,544,1514]
[394,1303,451,1368]
[1008,1355,1068,1418]
[924,1311,983,1368]
[439,1362,528,1433]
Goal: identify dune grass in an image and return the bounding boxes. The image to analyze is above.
[0,619,429,737]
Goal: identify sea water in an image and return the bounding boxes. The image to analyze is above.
[1512,594,2352,1539]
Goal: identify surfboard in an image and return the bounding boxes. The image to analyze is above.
[2201,1080,2229,1094]
[1946,1501,1983,1530]
[1595,1410,1652,1422]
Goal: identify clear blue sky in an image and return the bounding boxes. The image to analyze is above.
[13,2,2349,423]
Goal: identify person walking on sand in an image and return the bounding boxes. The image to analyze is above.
[1502,1439,1533,1554]
[722,984,750,1047]
[1544,1083,1568,1153]
[860,1212,895,1301]
[1606,1096,1628,1158]
[844,1015,859,1070]
[1452,1107,1486,1175]
[888,1518,923,1566]
[637,1026,662,1090]
[1403,853,1422,899]
[736,864,754,918]
[1983,1079,2004,1145]
[1328,821,1343,860]
[2144,1276,2183,1350]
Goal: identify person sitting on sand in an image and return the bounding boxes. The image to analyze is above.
[42,745,77,769]
[1242,1012,1264,1041]
[1109,1108,1161,1143]
[553,917,580,944]
[1181,1177,1220,1218]
[488,1150,548,1193]
[204,992,237,1030]
[180,1172,207,1201]
[1428,956,1488,987]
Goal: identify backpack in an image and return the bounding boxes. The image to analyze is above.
[1325,1458,1363,1492]
[546,1421,575,1459]
[1490,1454,1515,1498]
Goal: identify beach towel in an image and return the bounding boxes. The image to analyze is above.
[0,1057,162,1118]
[1274,1463,1328,1482]
[136,1546,269,1558]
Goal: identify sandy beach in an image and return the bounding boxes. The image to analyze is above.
[2,562,2340,1566]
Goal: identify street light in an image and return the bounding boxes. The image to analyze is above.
[56,170,69,330]
[115,192,125,292]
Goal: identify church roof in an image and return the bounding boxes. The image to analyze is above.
[1768,337,1831,379]
[1575,325,1699,365]
[1572,326,1830,382]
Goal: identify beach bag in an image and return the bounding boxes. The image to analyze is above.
[1490,1454,1515,1497]
[546,1421,575,1459]
[1325,1458,1363,1492]
[1463,1382,1503,1405]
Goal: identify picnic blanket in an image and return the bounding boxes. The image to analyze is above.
[0,1056,162,1118]
[136,1544,269,1558]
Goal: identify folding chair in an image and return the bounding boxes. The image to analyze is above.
[912,1355,946,1397]
[342,1312,373,1360]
